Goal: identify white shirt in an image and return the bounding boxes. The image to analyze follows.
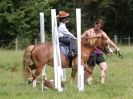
[58,23,76,39]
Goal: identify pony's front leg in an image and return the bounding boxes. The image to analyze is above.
[85,71,93,85]
[84,65,94,85]
[70,68,77,83]
[69,58,78,83]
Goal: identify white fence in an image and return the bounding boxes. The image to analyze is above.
[113,35,133,46]
[0,35,133,50]
[112,35,133,46]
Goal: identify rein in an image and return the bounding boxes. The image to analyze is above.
[115,51,123,58]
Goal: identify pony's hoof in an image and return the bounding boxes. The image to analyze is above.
[44,79,55,89]
[50,79,65,88]
[27,80,32,84]
[86,77,93,85]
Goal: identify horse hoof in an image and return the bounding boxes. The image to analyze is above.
[44,79,55,89]
[86,76,93,85]
[28,80,32,84]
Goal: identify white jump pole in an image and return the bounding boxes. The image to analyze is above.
[40,12,45,43]
[62,69,66,81]
[76,8,84,91]
[40,12,46,91]
[51,9,63,92]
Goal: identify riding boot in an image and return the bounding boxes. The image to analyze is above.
[68,49,74,58]
[69,40,77,57]
[72,49,77,56]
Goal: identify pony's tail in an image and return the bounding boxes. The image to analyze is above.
[23,45,34,81]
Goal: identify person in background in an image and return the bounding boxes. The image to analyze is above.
[81,18,120,84]
[57,11,77,57]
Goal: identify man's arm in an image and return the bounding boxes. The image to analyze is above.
[102,31,120,51]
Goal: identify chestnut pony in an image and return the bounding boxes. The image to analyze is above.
[23,37,105,87]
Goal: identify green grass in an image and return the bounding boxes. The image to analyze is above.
[0,46,133,99]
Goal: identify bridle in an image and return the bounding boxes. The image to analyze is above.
[102,43,123,58]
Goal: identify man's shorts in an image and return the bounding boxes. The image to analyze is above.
[87,52,105,66]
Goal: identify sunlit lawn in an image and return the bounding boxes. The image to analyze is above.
[0,46,133,99]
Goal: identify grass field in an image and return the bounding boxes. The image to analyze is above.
[0,46,133,99]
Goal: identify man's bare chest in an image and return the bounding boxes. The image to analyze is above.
[88,30,102,37]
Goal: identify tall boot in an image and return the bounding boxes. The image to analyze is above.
[68,49,74,58]
[72,49,77,56]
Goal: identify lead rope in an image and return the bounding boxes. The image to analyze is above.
[115,51,123,58]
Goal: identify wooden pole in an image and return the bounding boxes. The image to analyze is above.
[128,36,131,46]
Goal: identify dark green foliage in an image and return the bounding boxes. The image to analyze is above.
[0,0,133,49]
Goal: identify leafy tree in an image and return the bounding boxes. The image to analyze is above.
[0,0,55,48]
[0,0,133,49]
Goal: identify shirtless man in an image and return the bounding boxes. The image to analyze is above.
[82,19,119,84]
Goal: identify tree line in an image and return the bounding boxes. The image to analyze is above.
[0,0,133,49]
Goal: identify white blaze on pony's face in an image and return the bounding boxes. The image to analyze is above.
[107,45,113,54]
[99,40,116,55]
[104,44,118,55]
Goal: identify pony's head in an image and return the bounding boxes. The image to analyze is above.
[92,38,113,55]
[96,39,122,57]
[100,42,114,55]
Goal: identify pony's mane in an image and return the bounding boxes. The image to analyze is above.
[81,36,101,47]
